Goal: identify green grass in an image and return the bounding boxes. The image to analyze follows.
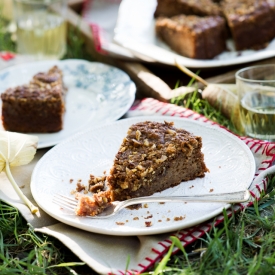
[1,15,275,275]
[171,83,238,135]
[0,16,15,53]
[148,175,275,275]
[63,25,94,61]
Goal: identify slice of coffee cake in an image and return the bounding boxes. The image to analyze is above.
[155,15,226,59]
[107,121,209,201]
[75,120,209,216]
[1,66,66,133]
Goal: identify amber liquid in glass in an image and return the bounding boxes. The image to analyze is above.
[17,12,66,60]
[240,91,275,141]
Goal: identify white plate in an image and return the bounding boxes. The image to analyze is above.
[31,116,255,236]
[114,0,275,68]
[0,59,136,148]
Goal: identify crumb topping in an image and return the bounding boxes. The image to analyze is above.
[156,15,225,35]
[89,174,106,193]
[174,215,186,221]
[1,66,67,101]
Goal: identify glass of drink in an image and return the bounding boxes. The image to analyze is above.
[13,0,67,60]
[236,64,275,141]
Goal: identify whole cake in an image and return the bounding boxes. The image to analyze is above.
[155,15,227,59]
[1,66,67,133]
[75,121,209,216]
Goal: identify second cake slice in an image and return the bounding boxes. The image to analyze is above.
[1,66,67,133]
[155,15,227,59]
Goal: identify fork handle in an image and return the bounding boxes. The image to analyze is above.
[117,189,251,209]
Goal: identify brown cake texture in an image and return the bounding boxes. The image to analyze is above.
[75,191,112,217]
[155,15,227,59]
[107,121,209,201]
[1,66,67,133]
[221,0,275,51]
[75,121,209,216]
[154,0,275,58]
[154,0,222,18]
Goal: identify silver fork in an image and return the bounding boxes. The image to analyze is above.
[53,189,251,219]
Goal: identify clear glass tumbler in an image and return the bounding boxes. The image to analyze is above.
[13,0,67,60]
[236,64,275,141]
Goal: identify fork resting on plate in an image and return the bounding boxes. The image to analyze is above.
[53,189,251,219]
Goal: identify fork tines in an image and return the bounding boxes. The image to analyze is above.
[53,194,78,211]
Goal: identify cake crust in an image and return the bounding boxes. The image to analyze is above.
[154,0,222,18]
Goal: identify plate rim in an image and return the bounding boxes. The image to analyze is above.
[31,116,256,236]
[0,58,136,149]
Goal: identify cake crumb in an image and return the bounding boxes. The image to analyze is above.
[158,220,162,222]
[159,202,165,204]
[90,183,105,193]
[116,222,125,225]
[144,215,153,219]
[133,217,139,220]
[189,185,194,189]
[209,188,214,193]
[69,179,74,183]
[145,221,152,227]
[174,215,186,221]
[76,183,85,192]
[166,218,170,221]
[128,204,142,210]
[20,185,25,189]
[143,203,149,208]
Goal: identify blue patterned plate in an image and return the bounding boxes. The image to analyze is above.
[0,59,136,148]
